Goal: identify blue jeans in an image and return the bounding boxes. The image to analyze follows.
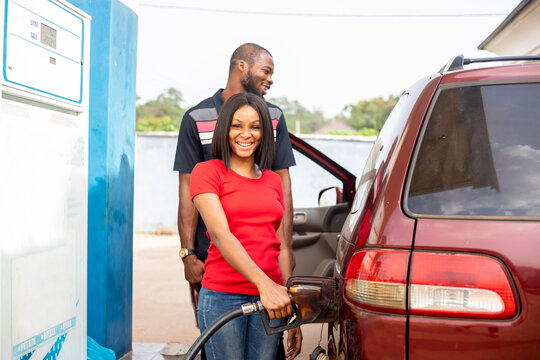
[197,287,283,360]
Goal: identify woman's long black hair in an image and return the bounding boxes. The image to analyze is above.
[211,93,275,170]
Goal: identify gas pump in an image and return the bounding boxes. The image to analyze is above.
[0,0,90,359]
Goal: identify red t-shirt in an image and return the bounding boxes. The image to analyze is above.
[190,159,284,295]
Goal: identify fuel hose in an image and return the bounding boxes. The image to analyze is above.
[183,301,265,360]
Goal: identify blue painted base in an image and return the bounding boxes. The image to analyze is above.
[67,0,138,357]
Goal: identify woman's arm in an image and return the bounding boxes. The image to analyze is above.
[193,192,292,320]
[277,221,293,285]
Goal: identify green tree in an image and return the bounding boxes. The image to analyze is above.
[342,95,400,131]
[135,116,178,132]
[267,96,327,134]
[136,88,187,132]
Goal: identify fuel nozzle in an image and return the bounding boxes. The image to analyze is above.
[261,276,338,335]
[288,283,325,323]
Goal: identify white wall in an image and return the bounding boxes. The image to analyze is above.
[483,0,540,55]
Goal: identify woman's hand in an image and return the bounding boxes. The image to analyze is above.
[286,327,302,359]
[258,280,292,320]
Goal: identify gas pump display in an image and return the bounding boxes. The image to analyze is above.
[40,23,58,49]
[3,0,85,106]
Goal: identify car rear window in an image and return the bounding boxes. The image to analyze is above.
[406,82,540,218]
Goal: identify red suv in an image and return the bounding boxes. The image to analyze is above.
[291,55,540,359]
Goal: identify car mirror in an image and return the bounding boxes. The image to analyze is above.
[318,186,343,206]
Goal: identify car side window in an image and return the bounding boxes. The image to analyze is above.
[290,149,343,207]
[406,83,540,217]
[289,140,370,208]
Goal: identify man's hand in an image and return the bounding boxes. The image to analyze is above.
[286,327,302,359]
[182,255,204,284]
[178,172,203,284]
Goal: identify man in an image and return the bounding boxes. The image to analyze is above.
[173,43,299,359]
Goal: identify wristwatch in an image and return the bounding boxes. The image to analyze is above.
[179,248,196,259]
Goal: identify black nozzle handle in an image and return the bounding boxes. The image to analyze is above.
[260,303,303,335]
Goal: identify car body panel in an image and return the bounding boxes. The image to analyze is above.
[409,219,540,359]
[408,317,537,359]
[403,66,540,359]
[335,74,442,275]
[332,75,442,359]
[341,302,407,359]
[365,75,444,249]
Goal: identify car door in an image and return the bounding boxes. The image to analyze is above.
[289,133,357,277]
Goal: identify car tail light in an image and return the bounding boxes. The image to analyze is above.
[344,249,518,320]
[344,249,409,314]
[410,252,517,319]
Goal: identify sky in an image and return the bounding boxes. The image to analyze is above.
[135,0,521,117]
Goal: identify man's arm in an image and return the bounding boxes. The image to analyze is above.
[178,172,204,284]
[269,105,296,270]
[275,168,295,271]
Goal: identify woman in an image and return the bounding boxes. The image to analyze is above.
[190,92,302,360]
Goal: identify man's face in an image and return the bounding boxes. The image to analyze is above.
[241,53,274,97]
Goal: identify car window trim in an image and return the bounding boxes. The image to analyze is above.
[438,78,540,91]
[403,81,540,221]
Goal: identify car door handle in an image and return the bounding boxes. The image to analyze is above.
[292,232,320,248]
[293,211,307,225]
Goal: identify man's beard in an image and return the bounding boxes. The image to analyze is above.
[241,71,262,96]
